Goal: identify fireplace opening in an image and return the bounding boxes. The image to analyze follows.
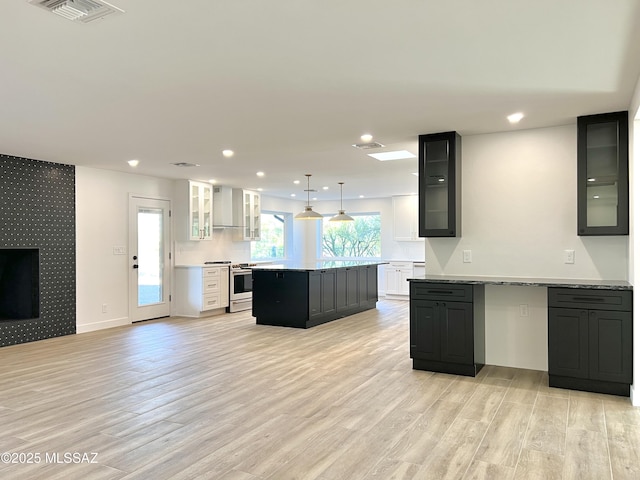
[0,248,40,321]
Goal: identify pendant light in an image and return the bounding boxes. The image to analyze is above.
[294,174,323,220]
[329,182,354,222]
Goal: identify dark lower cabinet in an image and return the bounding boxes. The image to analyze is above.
[309,270,337,320]
[548,287,632,396]
[336,267,359,312]
[410,282,485,376]
[253,265,379,328]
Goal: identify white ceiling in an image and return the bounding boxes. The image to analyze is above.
[3,0,640,201]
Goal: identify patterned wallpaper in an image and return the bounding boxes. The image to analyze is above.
[0,154,76,346]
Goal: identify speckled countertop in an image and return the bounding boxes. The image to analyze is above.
[251,261,385,272]
[408,274,632,290]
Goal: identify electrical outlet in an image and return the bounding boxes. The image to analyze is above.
[463,250,472,263]
[519,304,529,317]
[102,303,108,313]
[564,249,575,264]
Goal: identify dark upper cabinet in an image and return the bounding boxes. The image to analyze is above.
[577,111,629,236]
[418,131,461,237]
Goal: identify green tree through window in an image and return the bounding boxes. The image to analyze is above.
[251,213,285,260]
[322,214,381,258]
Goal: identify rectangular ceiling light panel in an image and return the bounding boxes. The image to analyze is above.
[367,150,417,161]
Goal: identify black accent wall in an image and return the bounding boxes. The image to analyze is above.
[0,154,76,346]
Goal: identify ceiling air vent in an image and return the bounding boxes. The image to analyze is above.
[352,142,385,150]
[28,0,124,23]
[171,162,201,168]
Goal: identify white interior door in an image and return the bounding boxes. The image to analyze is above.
[129,196,171,322]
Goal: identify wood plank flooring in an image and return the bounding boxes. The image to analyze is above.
[0,299,639,479]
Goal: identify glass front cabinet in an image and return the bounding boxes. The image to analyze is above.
[418,131,461,237]
[233,189,261,241]
[189,180,213,240]
[577,111,629,236]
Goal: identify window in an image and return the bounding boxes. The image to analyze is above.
[251,212,286,260]
[322,213,381,259]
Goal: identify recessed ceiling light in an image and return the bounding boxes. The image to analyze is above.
[323,186,329,190]
[222,149,234,158]
[593,195,600,199]
[359,195,364,198]
[208,178,217,184]
[360,133,373,142]
[368,150,416,161]
[257,188,263,192]
[293,180,300,184]
[507,112,524,124]
[312,197,318,201]
[256,171,265,177]
[290,193,296,197]
[127,159,139,167]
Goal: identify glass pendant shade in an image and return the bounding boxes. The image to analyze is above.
[329,182,354,222]
[295,174,323,220]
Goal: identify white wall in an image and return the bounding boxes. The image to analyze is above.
[76,167,174,333]
[628,74,640,405]
[425,125,629,371]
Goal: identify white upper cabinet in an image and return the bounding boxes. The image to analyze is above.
[189,180,213,240]
[233,189,261,241]
[392,195,421,241]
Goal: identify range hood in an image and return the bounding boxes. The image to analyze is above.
[212,186,241,228]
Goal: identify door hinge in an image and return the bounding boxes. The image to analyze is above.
[169,252,172,260]
[169,294,172,302]
[169,209,172,217]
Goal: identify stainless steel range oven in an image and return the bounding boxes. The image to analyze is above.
[228,265,253,312]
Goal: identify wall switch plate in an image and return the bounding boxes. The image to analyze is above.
[463,250,472,263]
[564,249,575,264]
[102,303,108,313]
[113,246,126,255]
[519,304,529,317]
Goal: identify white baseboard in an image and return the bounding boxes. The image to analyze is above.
[384,293,410,301]
[76,316,130,334]
[631,384,639,406]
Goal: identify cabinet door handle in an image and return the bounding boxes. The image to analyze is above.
[428,290,453,295]
[571,296,605,302]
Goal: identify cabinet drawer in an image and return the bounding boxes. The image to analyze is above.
[203,278,220,293]
[411,283,472,302]
[203,267,221,278]
[548,288,632,311]
[202,294,221,310]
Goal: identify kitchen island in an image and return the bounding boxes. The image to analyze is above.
[252,261,383,328]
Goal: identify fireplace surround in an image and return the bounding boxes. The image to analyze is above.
[0,154,76,346]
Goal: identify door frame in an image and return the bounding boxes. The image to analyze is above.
[128,194,173,322]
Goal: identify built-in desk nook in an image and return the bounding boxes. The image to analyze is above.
[409,275,633,397]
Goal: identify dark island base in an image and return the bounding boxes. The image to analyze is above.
[412,358,484,377]
[549,374,630,397]
[252,264,380,329]
[256,302,377,329]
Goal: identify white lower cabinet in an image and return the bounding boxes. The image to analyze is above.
[385,262,413,296]
[175,266,229,317]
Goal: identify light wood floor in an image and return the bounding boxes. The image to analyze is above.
[0,299,639,480]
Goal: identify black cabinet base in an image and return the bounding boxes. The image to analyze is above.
[549,374,630,397]
[412,358,484,377]
[256,301,377,329]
